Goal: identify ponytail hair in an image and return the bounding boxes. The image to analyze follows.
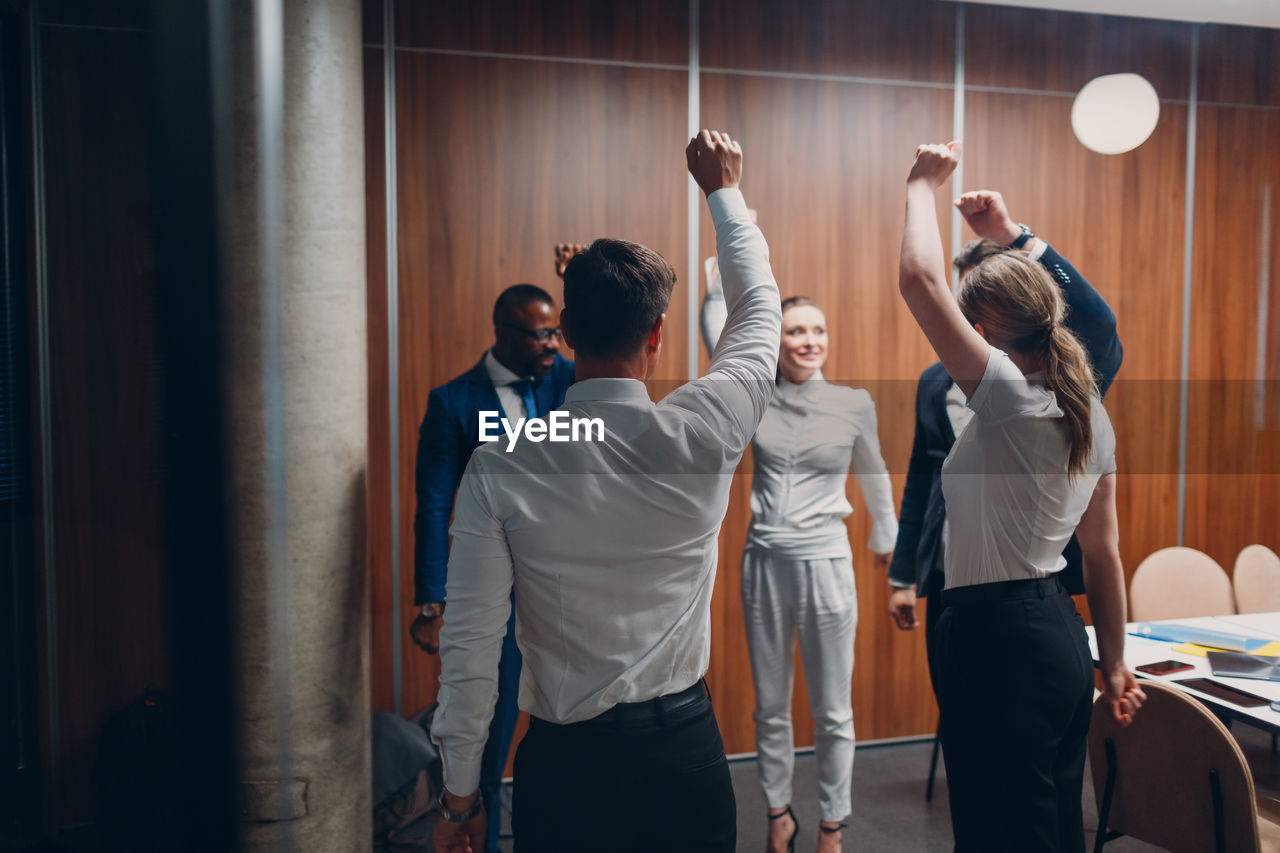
[958,253,1099,478]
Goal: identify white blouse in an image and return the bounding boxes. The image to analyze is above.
[702,270,898,561]
[746,373,900,560]
[942,348,1117,589]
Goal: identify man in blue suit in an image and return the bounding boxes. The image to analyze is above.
[886,190,1123,692]
[411,281,575,852]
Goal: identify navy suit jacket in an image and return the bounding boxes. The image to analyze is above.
[888,244,1123,597]
[413,353,575,605]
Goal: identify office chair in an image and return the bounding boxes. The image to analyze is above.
[1129,546,1235,622]
[1088,681,1280,853]
[1233,545,1280,615]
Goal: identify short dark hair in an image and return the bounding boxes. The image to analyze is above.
[953,238,1008,273]
[493,283,554,327]
[561,238,676,359]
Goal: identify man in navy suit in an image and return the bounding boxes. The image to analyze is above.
[886,190,1123,692]
[411,281,575,853]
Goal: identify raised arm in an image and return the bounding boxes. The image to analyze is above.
[679,130,781,445]
[955,190,1123,393]
[1075,472,1145,726]
[899,142,989,398]
[699,256,727,355]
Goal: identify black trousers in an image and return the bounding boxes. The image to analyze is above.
[936,576,1094,853]
[923,567,946,697]
[512,690,736,853]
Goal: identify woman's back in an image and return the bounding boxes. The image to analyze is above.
[941,349,1116,588]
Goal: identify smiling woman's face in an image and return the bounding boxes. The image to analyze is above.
[778,304,828,381]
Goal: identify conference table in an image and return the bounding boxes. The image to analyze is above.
[1086,613,1280,734]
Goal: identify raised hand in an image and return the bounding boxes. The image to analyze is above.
[954,190,1022,246]
[685,129,743,198]
[907,141,962,190]
[554,242,586,279]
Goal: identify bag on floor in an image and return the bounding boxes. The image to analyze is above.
[372,705,442,851]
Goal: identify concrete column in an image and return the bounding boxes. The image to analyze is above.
[222,1,370,851]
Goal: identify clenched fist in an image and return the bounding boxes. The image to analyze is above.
[554,243,586,279]
[686,129,742,198]
[954,190,1023,246]
[907,141,962,189]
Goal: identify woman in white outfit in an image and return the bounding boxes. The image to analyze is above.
[703,263,898,853]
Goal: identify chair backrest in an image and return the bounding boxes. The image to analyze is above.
[1233,545,1280,614]
[1088,681,1260,853]
[1129,546,1235,622]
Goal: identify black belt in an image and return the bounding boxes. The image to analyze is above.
[556,679,711,730]
[940,574,1066,608]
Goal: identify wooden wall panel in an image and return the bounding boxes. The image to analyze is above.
[393,52,690,722]
[1183,105,1280,570]
[964,91,1188,594]
[700,0,954,82]
[964,5,1191,99]
[39,25,168,825]
[699,73,954,750]
[398,0,689,65]
[365,46,395,715]
[1198,25,1280,107]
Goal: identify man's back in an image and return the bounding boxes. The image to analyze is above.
[463,365,766,722]
[430,131,777,853]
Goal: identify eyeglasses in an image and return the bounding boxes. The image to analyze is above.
[503,323,562,343]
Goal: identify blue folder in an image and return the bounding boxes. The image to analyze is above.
[1129,622,1274,653]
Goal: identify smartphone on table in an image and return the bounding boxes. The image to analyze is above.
[1136,659,1194,676]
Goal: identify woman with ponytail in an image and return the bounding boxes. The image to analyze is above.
[899,142,1145,853]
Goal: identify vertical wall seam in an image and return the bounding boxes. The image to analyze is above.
[951,3,965,291]
[385,0,402,714]
[27,1,59,833]
[1257,184,1272,430]
[686,0,700,382]
[1177,25,1198,546]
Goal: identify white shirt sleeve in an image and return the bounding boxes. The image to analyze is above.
[848,391,899,554]
[665,188,781,454]
[699,256,726,355]
[966,348,1059,423]
[429,455,515,797]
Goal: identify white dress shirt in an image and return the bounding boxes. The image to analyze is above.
[941,348,1117,589]
[431,187,782,796]
[483,349,535,420]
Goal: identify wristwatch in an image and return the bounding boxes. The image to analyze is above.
[1007,223,1035,249]
[421,602,445,619]
[435,789,482,823]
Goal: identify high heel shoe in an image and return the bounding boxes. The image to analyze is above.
[818,820,848,851]
[767,806,797,853]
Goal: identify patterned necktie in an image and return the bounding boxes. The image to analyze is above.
[510,379,538,420]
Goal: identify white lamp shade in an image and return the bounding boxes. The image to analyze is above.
[1071,73,1161,155]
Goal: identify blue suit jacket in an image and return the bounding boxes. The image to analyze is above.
[413,353,575,605]
[888,244,1123,597]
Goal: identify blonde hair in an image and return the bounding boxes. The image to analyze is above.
[780,295,821,315]
[958,253,1099,478]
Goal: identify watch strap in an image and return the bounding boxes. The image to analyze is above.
[435,789,482,823]
[1007,223,1034,250]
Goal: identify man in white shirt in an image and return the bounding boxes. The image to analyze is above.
[430,130,781,853]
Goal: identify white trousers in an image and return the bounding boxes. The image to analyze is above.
[741,546,857,823]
